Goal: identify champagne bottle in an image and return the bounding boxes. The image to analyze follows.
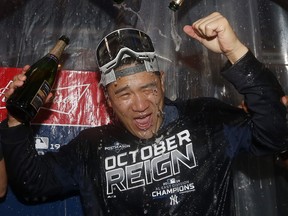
[6,35,70,123]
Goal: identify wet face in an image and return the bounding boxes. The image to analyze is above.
[106,71,165,139]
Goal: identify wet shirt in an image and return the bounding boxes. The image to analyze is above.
[1,51,287,216]
[71,96,250,216]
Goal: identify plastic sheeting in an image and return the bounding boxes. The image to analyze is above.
[0,0,287,215]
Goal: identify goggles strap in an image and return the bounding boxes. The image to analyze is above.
[100,57,159,86]
[115,64,148,78]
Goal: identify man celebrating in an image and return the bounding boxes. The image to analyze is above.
[1,12,287,216]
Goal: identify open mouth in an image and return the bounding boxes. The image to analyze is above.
[134,114,152,130]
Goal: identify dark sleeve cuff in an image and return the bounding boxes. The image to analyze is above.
[221,50,260,91]
[0,119,32,145]
[221,50,285,96]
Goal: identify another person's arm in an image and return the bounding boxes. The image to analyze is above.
[0,159,7,198]
[0,140,7,198]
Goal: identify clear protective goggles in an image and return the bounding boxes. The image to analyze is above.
[96,28,159,86]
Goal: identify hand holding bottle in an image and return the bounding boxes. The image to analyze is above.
[5,35,69,124]
[4,65,29,100]
[5,66,28,127]
[183,12,248,64]
[5,65,53,127]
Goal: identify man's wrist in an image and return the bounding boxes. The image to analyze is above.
[7,115,23,127]
[226,42,249,64]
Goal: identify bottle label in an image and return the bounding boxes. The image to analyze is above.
[30,80,51,112]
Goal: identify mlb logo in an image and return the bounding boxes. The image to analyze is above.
[35,137,49,150]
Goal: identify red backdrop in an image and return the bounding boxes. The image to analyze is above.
[0,67,110,126]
